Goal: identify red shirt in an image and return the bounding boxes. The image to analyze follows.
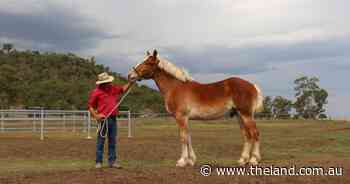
[88,84,124,116]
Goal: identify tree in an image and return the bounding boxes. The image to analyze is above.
[2,43,13,54]
[261,96,273,118]
[318,114,328,120]
[0,92,10,109]
[271,96,292,119]
[90,56,96,65]
[294,76,328,119]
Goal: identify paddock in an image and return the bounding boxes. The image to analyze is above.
[0,118,348,184]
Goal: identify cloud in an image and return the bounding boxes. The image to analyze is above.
[0,1,115,52]
[0,0,349,117]
[239,56,350,116]
[157,34,350,75]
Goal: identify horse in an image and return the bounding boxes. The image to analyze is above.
[128,49,264,167]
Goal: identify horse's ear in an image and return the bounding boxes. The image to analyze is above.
[146,50,150,56]
[153,49,158,58]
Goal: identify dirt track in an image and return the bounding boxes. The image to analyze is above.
[0,119,349,184]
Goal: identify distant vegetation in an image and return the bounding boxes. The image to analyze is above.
[0,44,166,113]
[261,76,328,119]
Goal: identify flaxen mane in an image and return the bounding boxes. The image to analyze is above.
[158,58,193,82]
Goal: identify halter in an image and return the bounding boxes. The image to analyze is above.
[132,66,143,81]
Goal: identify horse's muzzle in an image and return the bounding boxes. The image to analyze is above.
[127,74,139,82]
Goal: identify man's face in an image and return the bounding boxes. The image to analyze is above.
[99,82,112,90]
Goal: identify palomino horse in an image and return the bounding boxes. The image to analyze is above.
[128,50,263,167]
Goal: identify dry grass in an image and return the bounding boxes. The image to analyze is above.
[0,119,349,183]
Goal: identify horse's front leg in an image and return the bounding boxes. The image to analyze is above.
[175,115,193,167]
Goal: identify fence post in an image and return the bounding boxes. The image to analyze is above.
[87,111,92,139]
[82,113,87,133]
[32,112,36,132]
[40,109,44,141]
[73,113,76,132]
[128,110,132,138]
[1,111,4,133]
[63,113,66,131]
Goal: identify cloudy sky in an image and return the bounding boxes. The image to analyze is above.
[0,0,349,117]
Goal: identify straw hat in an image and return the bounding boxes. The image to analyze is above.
[96,72,114,85]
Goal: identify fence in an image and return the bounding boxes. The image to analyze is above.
[0,109,338,140]
[0,109,133,140]
[129,112,300,120]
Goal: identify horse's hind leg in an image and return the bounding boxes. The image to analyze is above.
[250,137,261,165]
[187,128,197,165]
[237,114,253,165]
[237,112,261,165]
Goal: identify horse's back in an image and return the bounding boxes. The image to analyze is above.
[183,77,258,112]
[184,77,256,94]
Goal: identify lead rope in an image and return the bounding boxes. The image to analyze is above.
[97,85,133,138]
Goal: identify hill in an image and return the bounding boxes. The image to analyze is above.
[0,49,165,113]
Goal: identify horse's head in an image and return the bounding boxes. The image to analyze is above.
[128,49,160,81]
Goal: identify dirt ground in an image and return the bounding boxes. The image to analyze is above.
[0,119,349,184]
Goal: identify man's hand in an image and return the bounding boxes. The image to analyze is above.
[94,114,106,121]
[88,107,105,121]
[122,81,135,93]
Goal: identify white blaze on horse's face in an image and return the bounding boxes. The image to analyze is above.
[128,62,142,81]
[128,55,154,81]
[127,67,138,81]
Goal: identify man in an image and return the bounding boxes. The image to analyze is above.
[88,72,134,169]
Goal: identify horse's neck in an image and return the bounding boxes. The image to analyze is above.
[153,70,183,96]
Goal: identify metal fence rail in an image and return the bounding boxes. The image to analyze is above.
[128,112,309,120]
[0,109,133,140]
[0,109,338,141]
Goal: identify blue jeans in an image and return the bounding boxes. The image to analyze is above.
[96,116,117,164]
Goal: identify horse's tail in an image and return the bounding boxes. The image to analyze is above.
[253,84,264,112]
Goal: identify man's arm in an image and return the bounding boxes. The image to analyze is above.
[122,81,135,93]
[88,90,105,121]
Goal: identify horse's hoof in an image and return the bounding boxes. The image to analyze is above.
[248,157,259,166]
[238,157,249,166]
[176,163,186,167]
[176,158,187,167]
[186,158,195,166]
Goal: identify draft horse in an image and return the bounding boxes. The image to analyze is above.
[128,50,264,167]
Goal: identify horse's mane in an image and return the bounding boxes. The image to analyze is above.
[158,58,194,82]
